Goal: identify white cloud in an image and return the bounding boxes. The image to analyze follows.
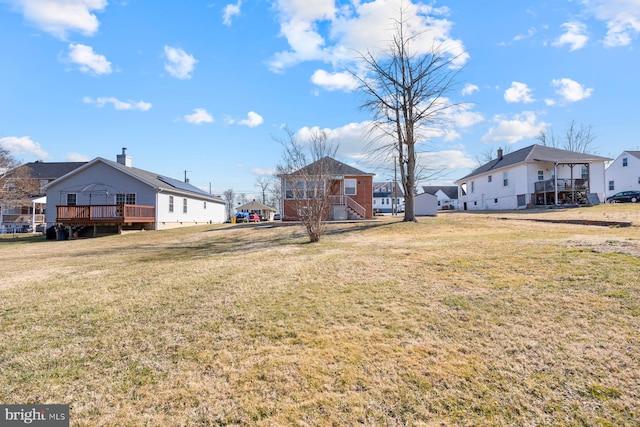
[164,46,197,79]
[8,0,107,39]
[504,82,535,103]
[461,83,479,96]
[251,167,276,176]
[83,96,152,111]
[0,136,49,159]
[417,150,477,171]
[514,27,536,41]
[481,111,548,144]
[311,69,359,91]
[184,108,214,124]
[551,78,593,102]
[269,0,469,72]
[67,43,111,75]
[552,22,589,51]
[584,0,640,47]
[66,152,90,161]
[238,111,264,127]
[223,0,242,26]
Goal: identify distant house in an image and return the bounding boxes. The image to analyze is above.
[455,145,611,210]
[414,192,438,216]
[372,181,404,214]
[605,151,640,196]
[422,185,458,210]
[279,157,375,221]
[236,200,277,221]
[0,161,86,233]
[44,149,226,236]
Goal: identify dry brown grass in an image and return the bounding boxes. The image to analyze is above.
[1,205,639,426]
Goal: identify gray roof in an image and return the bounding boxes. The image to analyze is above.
[373,181,404,197]
[286,157,374,177]
[624,151,640,159]
[8,161,86,180]
[49,158,225,204]
[422,185,458,199]
[456,145,611,182]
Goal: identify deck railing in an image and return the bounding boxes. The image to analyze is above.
[56,204,155,223]
[534,178,588,193]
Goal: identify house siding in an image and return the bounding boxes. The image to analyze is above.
[606,152,640,196]
[459,161,608,210]
[45,161,226,229]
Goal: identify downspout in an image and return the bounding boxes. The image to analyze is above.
[31,199,36,233]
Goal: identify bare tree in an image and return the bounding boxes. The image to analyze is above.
[237,193,248,206]
[537,120,595,153]
[267,177,282,213]
[255,177,270,204]
[0,151,39,209]
[475,145,512,166]
[353,10,462,222]
[276,128,338,243]
[222,188,235,221]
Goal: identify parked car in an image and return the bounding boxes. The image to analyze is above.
[273,213,281,221]
[248,213,261,222]
[606,191,640,203]
[235,212,249,223]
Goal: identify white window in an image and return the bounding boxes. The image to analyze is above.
[581,166,588,180]
[116,193,136,205]
[183,198,188,213]
[344,179,357,195]
[538,171,544,181]
[488,175,492,183]
[623,157,628,167]
[471,181,475,193]
[285,182,294,199]
[204,201,207,209]
[66,193,77,206]
[503,172,509,186]
[609,181,615,191]
[169,196,174,212]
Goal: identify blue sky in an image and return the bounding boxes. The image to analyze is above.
[1,0,639,200]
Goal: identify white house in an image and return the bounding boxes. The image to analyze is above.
[605,151,640,196]
[455,145,611,210]
[44,149,226,236]
[421,186,458,210]
[372,181,404,214]
[414,192,438,216]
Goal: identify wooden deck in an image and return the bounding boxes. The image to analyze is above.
[56,204,155,225]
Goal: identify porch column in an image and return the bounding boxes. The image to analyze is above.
[554,163,559,205]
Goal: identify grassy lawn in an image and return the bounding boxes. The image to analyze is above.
[1,205,639,426]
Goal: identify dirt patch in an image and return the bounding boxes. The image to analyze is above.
[565,237,640,257]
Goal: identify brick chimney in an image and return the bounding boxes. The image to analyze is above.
[497,147,503,160]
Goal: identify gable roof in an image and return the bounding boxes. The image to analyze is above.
[284,157,374,177]
[46,157,225,204]
[456,144,611,182]
[623,151,640,160]
[422,185,458,199]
